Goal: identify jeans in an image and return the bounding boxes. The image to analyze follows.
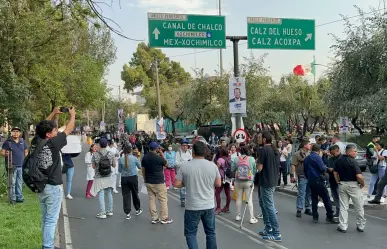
[180,187,186,203]
[296,176,311,211]
[375,169,387,201]
[184,209,217,249]
[66,167,74,196]
[286,154,292,173]
[368,166,386,196]
[38,184,63,249]
[308,180,334,220]
[122,175,141,214]
[12,167,23,201]
[259,186,280,236]
[330,182,340,215]
[98,187,113,214]
[278,161,288,186]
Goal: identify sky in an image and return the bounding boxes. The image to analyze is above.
[99,0,384,97]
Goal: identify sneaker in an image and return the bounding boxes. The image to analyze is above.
[215,208,222,215]
[276,210,279,214]
[326,217,339,224]
[66,195,73,200]
[263,234,282,242]
[249,217,258,224]
[173,187,178,190]
[256,214,264,219]
[166,186,170,190]
[106,211,113,216]
[304,209,313,216]
[151,219,160,224]
[259,229,272,236]
[126,214,132,220]
[16,199,24,203]
[368,199,381,204]
[296,210,302,218]
[313,218,319,223]
[221,207,230,213]
[357,227,364,232]
[160,218,173,224]
[96,213,107,219]
[113,190,119,194]
[381,197,385,203]
[337,227,347,233]
[318,202,324,208]
[118,185,121,188]
[135,209,143,216]
[236,215,241,221]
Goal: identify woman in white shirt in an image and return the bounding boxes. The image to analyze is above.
[277,140,288,186]
[85,144,98,198]
[368,142,387,202]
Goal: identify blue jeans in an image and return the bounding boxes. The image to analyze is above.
[368,166,386,196]
[12,167,23,201]
[66,167,74,196]
[296,177,311,211]
[180,187,186,203]
[184,209,217,249]
[98,187,113,213]
[259,186,280,236]
[286,154,292,173]
[38,184,63,249]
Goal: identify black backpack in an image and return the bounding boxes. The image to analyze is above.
[98,151,112,177]
[22,138,49,193]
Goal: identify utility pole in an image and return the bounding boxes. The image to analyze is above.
[218,0,223,76]
[227,36,247,130]
[155,60,162,119]
[118,85,122,102]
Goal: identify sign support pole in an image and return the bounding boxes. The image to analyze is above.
[227,36,247,130]
[155,60,162,119]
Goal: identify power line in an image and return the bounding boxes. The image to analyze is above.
[168,8,385,58]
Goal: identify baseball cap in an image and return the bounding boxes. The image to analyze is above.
[181,139,189,145]
[149,142,160,150]
[11,127,21,132]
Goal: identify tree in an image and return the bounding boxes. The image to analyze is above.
[0,0,116,132]
[121,43,191,134]
[327,5,387,133]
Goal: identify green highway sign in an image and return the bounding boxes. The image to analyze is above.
[148,13,226,49]
[247,17,315,50]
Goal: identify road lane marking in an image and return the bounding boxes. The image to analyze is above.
[167,190,289,249]
[62,197,73,249]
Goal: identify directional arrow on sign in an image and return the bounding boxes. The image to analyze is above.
[153,28,160,40]
[304,33,312,41]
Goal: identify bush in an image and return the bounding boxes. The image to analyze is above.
[347,134,387,148]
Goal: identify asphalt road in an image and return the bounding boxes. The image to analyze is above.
[65,146,387,249]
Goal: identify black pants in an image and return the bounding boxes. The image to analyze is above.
[122,175,141,214]
[375,170,387,200]
[308,180,334,220]
[278,161,288,186]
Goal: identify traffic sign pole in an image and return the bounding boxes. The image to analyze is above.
[227,36,247,130]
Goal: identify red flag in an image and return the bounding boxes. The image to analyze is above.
[293,65,305,76]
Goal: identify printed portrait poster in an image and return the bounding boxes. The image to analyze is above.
[156,118,166,140]
[117,109,124,123]
[118,123,125,135]
[229,77,246,114]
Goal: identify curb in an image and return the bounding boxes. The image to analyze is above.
[275,187,387,210]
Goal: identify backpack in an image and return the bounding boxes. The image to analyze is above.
[235,155,252,180]
[98,151,112,177]
[22,138,49,193]
[225,153,240,178]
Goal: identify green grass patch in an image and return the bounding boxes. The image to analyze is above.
[0,160,42,249]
